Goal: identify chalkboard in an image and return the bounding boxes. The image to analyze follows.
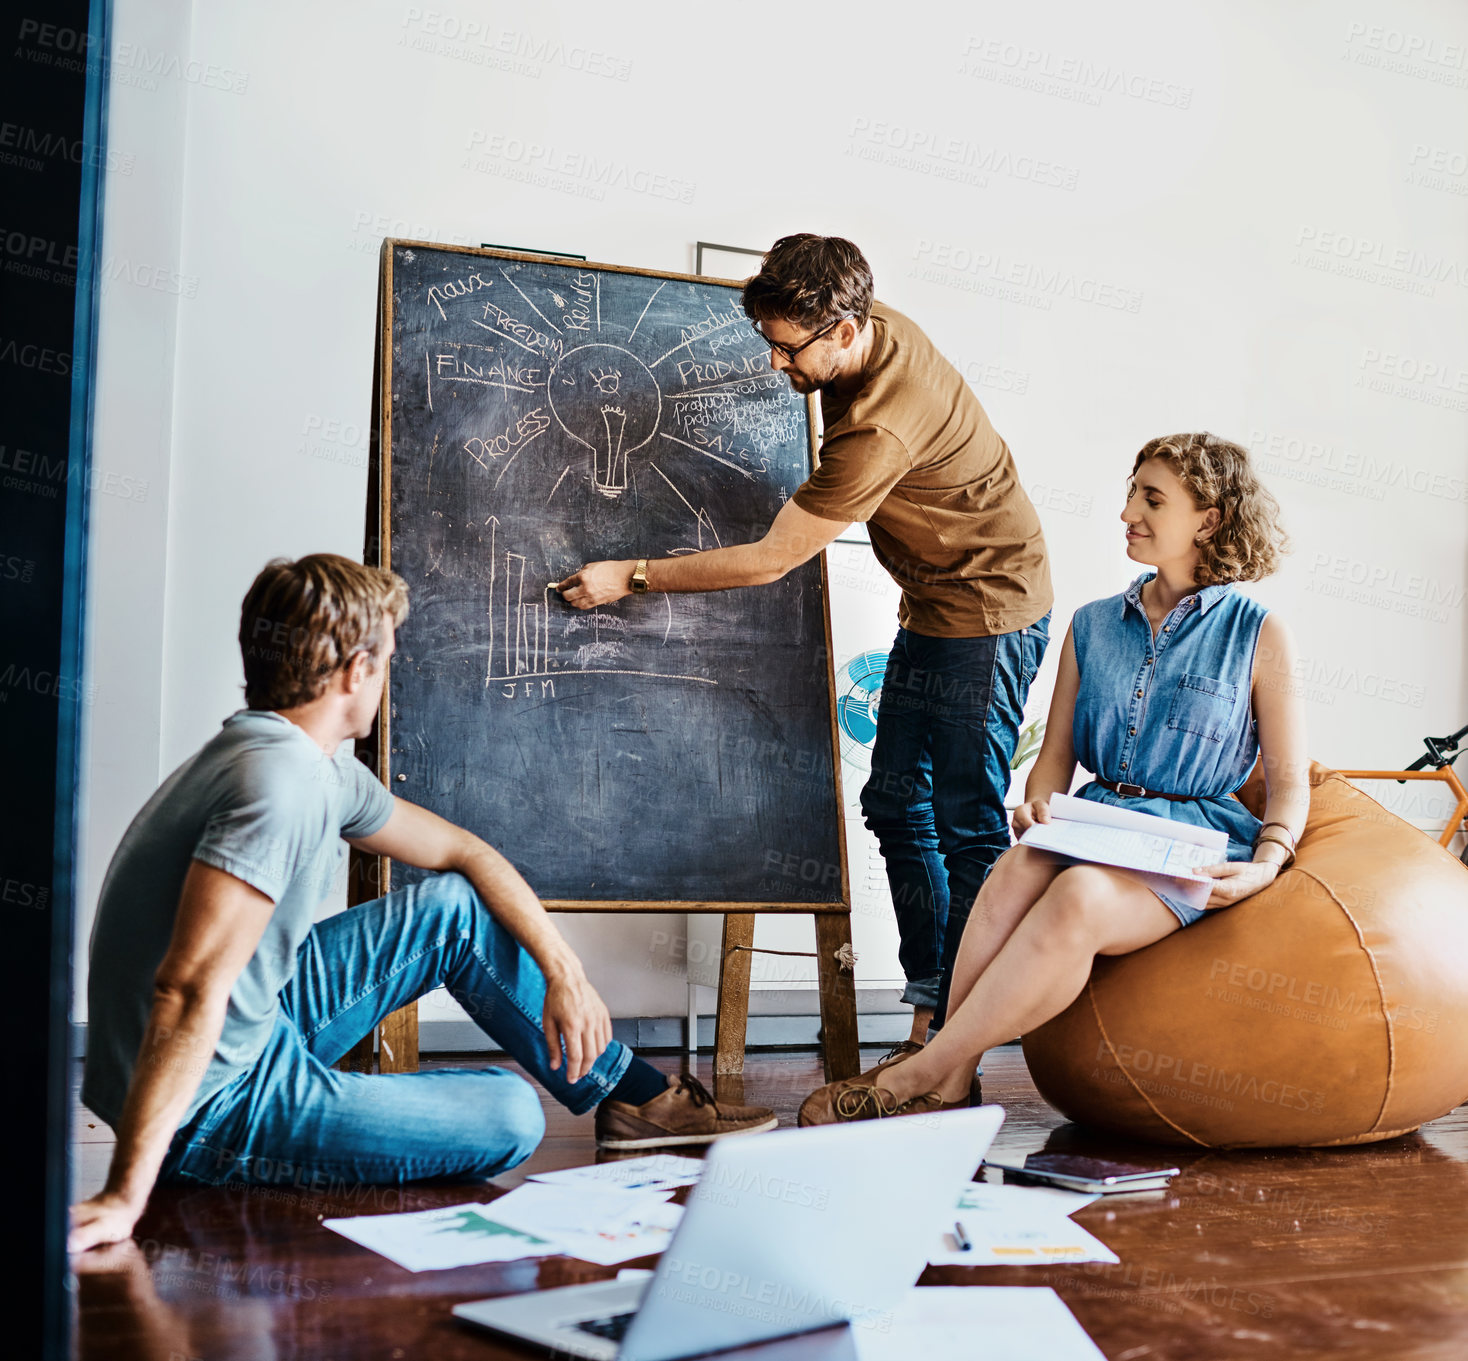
[375,242,848,910]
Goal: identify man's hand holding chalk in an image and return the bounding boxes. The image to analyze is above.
[556,560,636,610]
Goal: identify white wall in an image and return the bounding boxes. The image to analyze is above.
[78,0,194,1009]
[80,0,1468,1021]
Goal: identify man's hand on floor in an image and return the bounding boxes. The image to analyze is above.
[69,1189,146,1254]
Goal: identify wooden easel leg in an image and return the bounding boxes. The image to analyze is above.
[378,1002,419,1073]
[814,913,860,1082]
[333,1006,419,1074]
[333,847,421,1073]
[713,914,754,1076]
[337,1032,375,1074]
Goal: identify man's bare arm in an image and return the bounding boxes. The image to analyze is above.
[557,499,850,610]
[69,863,275,1252]
[349,801,612,1081]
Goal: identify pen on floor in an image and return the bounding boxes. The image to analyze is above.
[953,1221,972,1252]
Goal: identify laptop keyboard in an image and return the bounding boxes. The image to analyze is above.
[575,1311,636,1342]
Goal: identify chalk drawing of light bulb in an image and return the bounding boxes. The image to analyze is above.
[548,344,662,499]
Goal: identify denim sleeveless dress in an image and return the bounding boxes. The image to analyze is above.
[1069,573,1268,925]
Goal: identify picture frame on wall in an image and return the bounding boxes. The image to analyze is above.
[694,240,763,280]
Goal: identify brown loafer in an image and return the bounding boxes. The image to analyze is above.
[595,1074,777,1150]
[797,1075,968,1127]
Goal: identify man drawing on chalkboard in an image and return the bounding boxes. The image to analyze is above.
[560,234,1053,1053]
[69,553,775,1253]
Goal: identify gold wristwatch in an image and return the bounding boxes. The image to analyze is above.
[630,558,650,593]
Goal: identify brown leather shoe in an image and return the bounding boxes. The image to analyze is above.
[798,1054,909,1129]
[872,1040,926,1070]
[595,1074,778,1150]
[797,1075,968,1128]
[867,1042,983,1108]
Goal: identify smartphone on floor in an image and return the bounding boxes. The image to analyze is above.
[986,1152,1179,1193]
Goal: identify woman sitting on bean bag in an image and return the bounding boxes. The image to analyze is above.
[799,431,1311,1125]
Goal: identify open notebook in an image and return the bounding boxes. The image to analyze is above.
[1019,793,1228,909]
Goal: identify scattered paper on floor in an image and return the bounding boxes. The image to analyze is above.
[322,1183,681,1271]
[322,1201,556,1272]
[928,1180,1118,1267]
[486,1182,683,1266]
[527,1152,704,1192]
[856,1287,1107,1361]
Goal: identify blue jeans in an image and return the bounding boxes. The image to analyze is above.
[860,616,1049,1026]
[158,872,632,1187]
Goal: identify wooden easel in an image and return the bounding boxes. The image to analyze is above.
[339,241,862,1085]
[709,910,859,1079]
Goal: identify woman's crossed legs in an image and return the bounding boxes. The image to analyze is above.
[841,847,1182,1110]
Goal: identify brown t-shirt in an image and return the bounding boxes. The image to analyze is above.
[792,301,1052,637]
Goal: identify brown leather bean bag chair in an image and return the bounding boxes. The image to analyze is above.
[1022,762,1468,1147]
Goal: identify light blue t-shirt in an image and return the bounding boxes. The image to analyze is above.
[82,710,395,1127]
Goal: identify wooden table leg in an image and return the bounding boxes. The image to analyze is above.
[814,913,860,1082]
[713,913,755,1076]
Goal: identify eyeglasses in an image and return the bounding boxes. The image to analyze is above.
[750,314,850,362]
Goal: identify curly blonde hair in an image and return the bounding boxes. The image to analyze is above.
[1132,433,1288,586]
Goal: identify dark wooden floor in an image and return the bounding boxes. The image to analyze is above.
[72,1045,1468,1360]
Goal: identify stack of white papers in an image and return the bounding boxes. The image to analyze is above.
[929,1180,1118,1267]
[1019,792,1228,909]
[322,1182,682,1272]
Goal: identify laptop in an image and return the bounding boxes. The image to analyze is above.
[453,1105,1004,1361]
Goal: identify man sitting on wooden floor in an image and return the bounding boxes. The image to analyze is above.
[69,553,774,1253]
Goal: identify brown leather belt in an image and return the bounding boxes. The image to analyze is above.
[1094,777,1197,802]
